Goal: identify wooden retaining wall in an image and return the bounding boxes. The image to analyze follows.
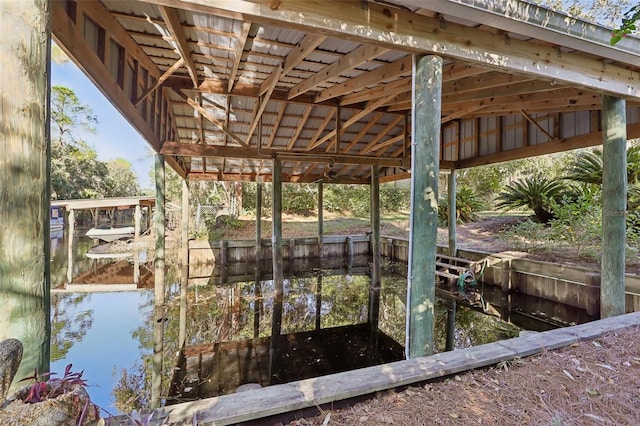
[379,236,640,315]
[189,235,640,315]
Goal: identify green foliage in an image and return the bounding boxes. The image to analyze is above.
[495,176,568,223]
[611,3,640,44]
[380,184,410,213]
[282,183,317,214]
[438,185,486,225]
[548,189,603,258]
[324,184,371,216]
[50,85,142,199]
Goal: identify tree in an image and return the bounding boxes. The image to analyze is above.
[611,3,640,44]
[50,85,142,199]
[495,176,569,223]
[105,158,141,197]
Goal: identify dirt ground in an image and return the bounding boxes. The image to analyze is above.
[219,214,640,426]
[284,325,640,426]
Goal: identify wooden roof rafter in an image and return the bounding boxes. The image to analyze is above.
[157,6,199,87]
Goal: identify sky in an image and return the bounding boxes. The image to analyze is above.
[51,56,155,190]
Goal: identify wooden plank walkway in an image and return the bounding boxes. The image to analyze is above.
[111,311,640,426]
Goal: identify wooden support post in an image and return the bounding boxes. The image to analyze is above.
[134,204,141,241]
[272,157,284,312]
[178,177,189,347]
[501,258,512,293]
[256,179,263,263]
[315,275,322,330]
[0,0,52,389]
[67,209,75,285]
[288,238,296,263]
[346,236,354,260]
[154,154,166,306]
[448,170,457,257]
[601,95,627,318]
[220,240,229,266]
[318,180,324,256]
[94,207,99,227]
[445,300,456,352]
[151,306,165,408]
[406,54,442,358]
[586,272,602,317]
[270,159,284,383]
[181,178,189,267]
[371,165,381,289]
[254,269,262,338]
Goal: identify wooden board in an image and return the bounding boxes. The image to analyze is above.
[117,311,640,426]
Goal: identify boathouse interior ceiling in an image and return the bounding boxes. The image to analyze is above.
[52,0,640,184]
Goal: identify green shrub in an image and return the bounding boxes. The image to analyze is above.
[438,185,485,225]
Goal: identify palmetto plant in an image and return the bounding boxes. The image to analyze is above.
[495,176,568,223]
[564,146,640,186]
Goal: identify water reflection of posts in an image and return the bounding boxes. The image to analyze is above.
[445,300,456,351]
[269,277,284,385]
[270,158,284,385]
[368,268,381,362]
[254,269,262,338]
[179,265,188,348]
[315,275,322,331]
[151,306,165,409]
[66,209,75,285]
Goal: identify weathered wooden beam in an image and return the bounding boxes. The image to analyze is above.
[304,112,334,150]
[310,93,398,150]
[288,44,389,99]
[283,33,326,75]
[359,115,404,154]
[315,55,412,103]
[178,92,248,146]
[520,110,553,141]
[600,95,627,318]
[407,54,442,358]
[158,6,199,87]
[340,112,383,154]
[161,141,406,167]
[228,22,252,92]
[144,0,640,99]
[135,57,184,106]
[287,106,313,150]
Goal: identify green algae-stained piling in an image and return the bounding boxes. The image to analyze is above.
[448,170,457,257]
[154,154,166,306]
[601,95,627,318]
[407,54,442,358]
[0,0,51,392]
[371,165,381,289]
[255,179,263,262]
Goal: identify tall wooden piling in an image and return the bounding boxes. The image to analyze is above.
[601,95,627,318]
[154,154,166,306]
[0,0,52,388]
[318,180,324,256]
[448,171,457,257]
[371,166,381,289]
[256,179,263,262]
[406,55,442,358]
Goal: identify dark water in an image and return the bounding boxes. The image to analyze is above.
[48,231,596,414]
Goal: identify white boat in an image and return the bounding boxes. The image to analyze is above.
[85,243,133,260]
[85,225,135,242]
